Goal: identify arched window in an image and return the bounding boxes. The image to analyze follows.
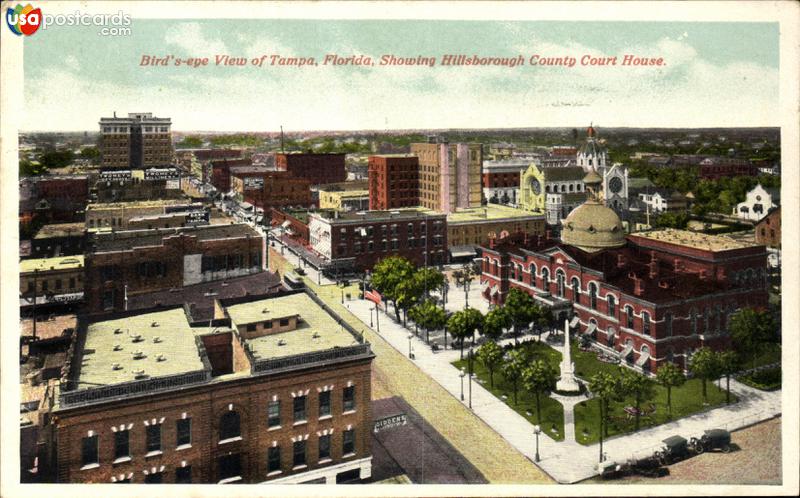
[625,306,634,329]
[607,327,616,347]
[541,268,550,292]
[220,410,241,441]
[607,294,616,317]
[589,282,598,310]
[715,306,722,333]
[665,312,673,337]
[529,263,537,288]
[703,308,711,334]
[569,278,580,303]
[690,308,698,335]
[642,311,651,336]
[666,347,674,363]
[492,260,498,276]
[556,270,566,298]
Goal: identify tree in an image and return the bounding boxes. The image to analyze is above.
[38,150,74,170]
[716,350,739,405]
[589,372,618,456]
[729,308,777,370]
[655,362,685,418]
[477,341,504,388]
[395,278,423,327]
[177,136,204,148]
[501,349,527,405]
[503,288,535,344]
[409,300,447,344]
[79,146,100,162]
[482,307,512,341]
[689,347,720,403]
[452,261,480,308]
[523,360,558,424]
[371,256,416,322]
[447,308,484,359]
[532,304,553,341]
[619,367,656,431]
[413,267,445,302]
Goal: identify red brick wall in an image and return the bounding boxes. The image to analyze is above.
[276,154,346,186]
[270,209,311,245]
[368,156,419,211]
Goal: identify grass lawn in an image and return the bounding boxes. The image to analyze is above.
[739,366,781,391]
[746,342,781,370]
[452,340,565,441]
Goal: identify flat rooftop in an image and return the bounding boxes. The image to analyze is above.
[21,314,77,341]
[632,228,759,252]
[91,224,261,252]
[86,199,192,210]
[20,255,84,273]
[447,204,543,223]
[76,308,205,389]
[315,206,444,222]
[33,222,85,239]
[227,293,360,360]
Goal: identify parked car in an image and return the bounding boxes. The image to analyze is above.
[597,460,627,480]
[654,435,691,465]
[689,429,732,454]
[294,267,306,276]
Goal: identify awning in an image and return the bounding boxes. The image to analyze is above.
[450,245,478,258]
[636,350,650,367]
[585,322,597,335]
[620,343,634,359]
[490,286,499,297]
[569,316,580,328]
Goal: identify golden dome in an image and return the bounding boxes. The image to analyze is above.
[561,200,625,252]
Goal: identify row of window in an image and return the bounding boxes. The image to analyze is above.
[245,318,290,332]
[25,276,80,293]
[269,430,356,473]
[82,418,191,467]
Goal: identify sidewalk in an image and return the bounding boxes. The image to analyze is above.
[346,296,782,483]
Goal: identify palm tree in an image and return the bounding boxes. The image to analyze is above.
[589,372,618,461]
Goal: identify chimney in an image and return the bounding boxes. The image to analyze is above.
[617,253,626,268]
[673,258,682,272]
[633,277,644,296]
[545,229,552,240]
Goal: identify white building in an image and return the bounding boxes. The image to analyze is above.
[734,184,780,221]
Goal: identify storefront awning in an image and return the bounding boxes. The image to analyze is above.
[636,350,650,367]
[620,343,634,359]
[569,316,580,328]
[450,245,478,258]
[585,322,597,335]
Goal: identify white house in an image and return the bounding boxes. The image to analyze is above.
[734,184,779,221]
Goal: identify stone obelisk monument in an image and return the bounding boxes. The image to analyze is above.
[556,318,581,392]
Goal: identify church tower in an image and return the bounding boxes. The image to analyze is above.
[576,124,608,175]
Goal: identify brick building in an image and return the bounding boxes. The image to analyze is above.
[85,200,205,230]
[45,289,374,484]
[210,158,253,193]
[229,169,312,210]
[275,152,346,186]
[481,158,531,205]
[33,175,89,223]
[31,222,86,258]
[368,155,419,210]
[481,228,768,373]
[92,174,186,203]
[307,208,448,274]
[446,204,546,249]
[755,206,780,248]
[84,224,265,313]
[99,112,172,169]
[411,141,482,213]
[698,157,758,179]
[270,209,312,246]
[318,181,370,212]
[20,256,85,310]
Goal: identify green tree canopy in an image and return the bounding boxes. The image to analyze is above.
[408,300,447,343]
[501,348,527,405]
[655,362,685,418]
[447,308,484,358]
[716,350,740,405]
[523,360,558,424]
[371,256,416,321]
[482,307,512,341]
[729,308,777,369]
[689,347,720,403]
[177,136,204,148]
[588,372,619,439]
[618,367,656,431]
[503,288,536,338]
[477,341,504,388]
[413,267,445,300]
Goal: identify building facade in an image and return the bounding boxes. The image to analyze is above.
[46,290,374,484]
[20,256,85,310]
[734,184,780,222]
[229,170,312,210]
[411,141,482,213]
[31,223,86,258]
[602,163,629,213]
[575,125,608,174]
[698,157,758,180]
[84,224,265,313]
[99,113,172,169]
[209,158,253,193]
[275,153,347,186]
[33,176,89,223]
[755,206,780,249]
[85,200,205,230]
[446,204,546,249]
[368,155,419,211]
[481,158,531,205]
[638,189,688,214]
[519,163,586,223]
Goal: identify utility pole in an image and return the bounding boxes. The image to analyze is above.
[32,269,38,340]
[280,126,285,153]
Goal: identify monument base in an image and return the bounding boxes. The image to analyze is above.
[556,377,581,392]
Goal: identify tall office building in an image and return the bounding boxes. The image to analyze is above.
[99,112,173,169]
[411,140,482,214]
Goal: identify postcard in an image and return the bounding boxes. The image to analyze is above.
[1,1,798,497]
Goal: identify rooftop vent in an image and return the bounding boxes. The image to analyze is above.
[133,369,147,379]
[156,354,166,362]
[277,339,287,346]
[153,336,162,343]
[262,308,269,314]
[131,334,144,343]
[312,332,320,339]
[112,363,122,370]
[114,328,124,334]
[151,321,160,327]
[113,344,123,351]
[132,351,145,360]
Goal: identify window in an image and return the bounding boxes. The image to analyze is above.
[642,311,651,336]
[220,411,241,441]
[42,280,49,292]
[82,435,98,467]
[690,308,698,334]
[268,400,281,427]
[556,271,565,298]
[589,283,598,310]
[293,396,307,422]
[704,308,710,333]
[571,278,580,302]
[176,418,191,447]
[529,264,537,287]
[625,306,634,329]
[319,434,331,460]
[146,424,162,453]
[268,446,281,473]
[541,268,550,290]
[319,391,331,417]
[263,320,272,329]
[175,466,192,484]
[27,281,34,293]
[246,323,257,332]
[69,277,76,289]
[607,294,616,317]
[343,429,355,455]
[218,453,241,481]
[279,318,289,327]
[114,430,130,460]
[665,312,673,337]
[343,386,356,412]
[144,472,163,484]
[55,279,62,290]
[293,441,307,467]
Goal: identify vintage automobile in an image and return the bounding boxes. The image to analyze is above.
[597,460,627,480]
[689,429,733,454]
[654,435,691,465]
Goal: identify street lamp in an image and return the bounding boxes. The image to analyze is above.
[468,347,474,409]
[407,333,414,359]
[459,367,466,401]
[375,302,380,332]
[369,307,374,328]
[341,284,344,304]
[533,425,542,462]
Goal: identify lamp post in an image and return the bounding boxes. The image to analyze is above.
[369,307,374,328]
[533,425,542,462]
[375,302,380,332]
[468,347,474,409]
[407,333,414,359]
[340,285,344,304]
[459,368,466,401]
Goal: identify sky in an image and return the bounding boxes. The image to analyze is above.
[22,19,779,132]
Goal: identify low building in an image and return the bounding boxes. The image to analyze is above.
[546,192,585,226]
[481,158,531,205]
[45,289,374,484]
[20,256,85,310]
[698,157,757,179]
[276,152,347,186]
[368,155,419,211]
[92,174,186,203]
[317,181,370,212]
[210,158,253,193]
[755,206,780,249]
[638,189,688,214]
[229,170,312,210]
[84,224,265,313]
[270,209,312,246]
[85,200,206,230]
[307,208,448,274]
[446,203,546,254]
[32,175,89,223]
[734,183,779,222]
[31,222,86,258]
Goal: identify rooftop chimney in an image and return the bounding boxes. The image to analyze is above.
[617,253,626,268]
[633,277,645,296]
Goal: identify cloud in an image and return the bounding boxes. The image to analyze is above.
[164,22,228,55]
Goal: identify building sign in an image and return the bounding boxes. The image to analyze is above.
[186,209,210,225]
[166,179,180,190]
[373,413,407,434]
[99,170,132,181]
[145,168,180,180]
[244,177,264,190]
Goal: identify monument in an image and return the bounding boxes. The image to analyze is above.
[556,318,581,392]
